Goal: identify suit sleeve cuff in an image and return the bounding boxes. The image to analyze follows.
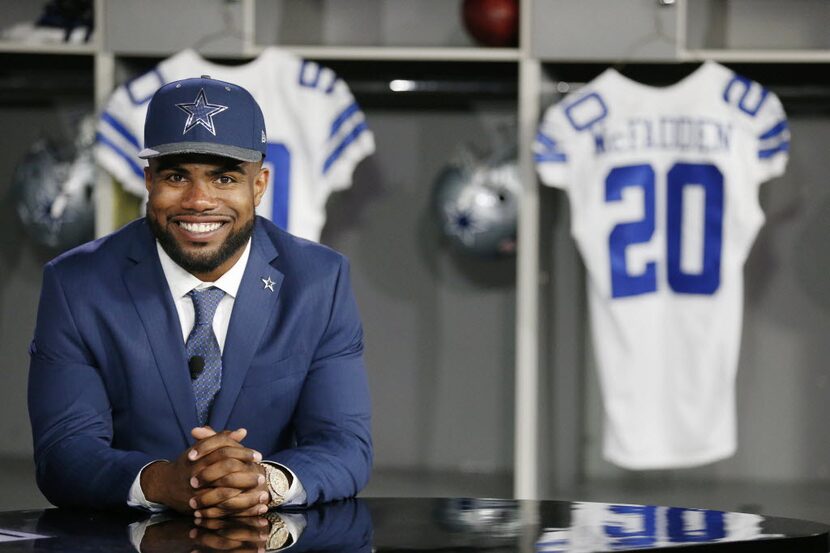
[127,460,169,512]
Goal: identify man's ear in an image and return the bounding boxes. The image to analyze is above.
[253,164,269,207]
[144,164,153,194]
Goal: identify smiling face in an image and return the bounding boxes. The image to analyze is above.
[145,153,269,281]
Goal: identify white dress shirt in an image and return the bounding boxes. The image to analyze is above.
[127,239,306,510]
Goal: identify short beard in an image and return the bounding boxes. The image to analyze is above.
[148,213,254,276]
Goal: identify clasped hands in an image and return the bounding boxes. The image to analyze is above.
[141,426,271,518]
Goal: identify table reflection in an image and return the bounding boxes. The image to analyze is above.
[0,497,822,552]
[536,502,781,552]
[31,499,372,552]
[424,498,813,552]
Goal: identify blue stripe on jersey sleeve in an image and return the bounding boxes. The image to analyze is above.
[101,111,141,149]
[330,102,360,139]
[535,131,567,162]
[323,121,368,175]
[534,152,567,163]
[758,141,790,159]
[758,119,789,141]
[96,132,145,179]
[535,131,559,150]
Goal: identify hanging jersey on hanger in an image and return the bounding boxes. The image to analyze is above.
[535,61,789,469]
[96,48,374,242]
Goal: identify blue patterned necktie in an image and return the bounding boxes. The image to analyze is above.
[186,287,225,425]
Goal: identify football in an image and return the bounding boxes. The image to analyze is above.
[461,0,519,47]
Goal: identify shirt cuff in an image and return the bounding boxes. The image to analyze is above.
[127,460,169,512]
[262,461,307,507]
[127,512,176,552]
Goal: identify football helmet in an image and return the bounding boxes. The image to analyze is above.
[432,145,520,257]
[13,115,96,251]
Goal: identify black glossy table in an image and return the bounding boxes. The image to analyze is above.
[0,497,826,552]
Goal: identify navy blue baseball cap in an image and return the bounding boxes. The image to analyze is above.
[138,75,267,162]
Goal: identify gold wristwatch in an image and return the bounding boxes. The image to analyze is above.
[263,511,292,550]
[260,463,290,508]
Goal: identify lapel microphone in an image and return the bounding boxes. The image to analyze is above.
[188,356,205,380]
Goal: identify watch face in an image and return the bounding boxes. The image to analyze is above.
[266,465,289,506]
[266,520,290,549]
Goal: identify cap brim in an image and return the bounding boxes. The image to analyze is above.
[138,141,263,162]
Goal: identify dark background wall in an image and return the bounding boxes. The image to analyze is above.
[0,54,94,460]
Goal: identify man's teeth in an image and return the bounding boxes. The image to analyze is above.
[178,221,223,233]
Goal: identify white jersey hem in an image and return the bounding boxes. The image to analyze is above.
[605,443,736,471]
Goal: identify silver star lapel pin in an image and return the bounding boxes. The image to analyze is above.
[261,276,276,292]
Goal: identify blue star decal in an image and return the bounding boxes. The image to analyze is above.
[176,89,228,136]
[444,205,483,245]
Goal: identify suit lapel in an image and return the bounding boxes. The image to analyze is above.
[123,222,197,443]
[209,223,283,430]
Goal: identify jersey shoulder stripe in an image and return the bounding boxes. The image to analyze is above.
[330,102,361,138]
[534,131,568,163]
[324,121,369,174]
[757,118,790,160]
[758,140,790,159]
[759,119,788,141]
[95,132,144,179]
[100,111,140,149]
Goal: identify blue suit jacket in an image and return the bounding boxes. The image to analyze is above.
[28,216,372,508]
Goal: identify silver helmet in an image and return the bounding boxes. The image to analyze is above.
[12,115,96,251]
[432,145,520,257]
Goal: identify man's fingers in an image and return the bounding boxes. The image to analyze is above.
[194,516,269,531]
[195,503,269,519]
[190,486,244,510]
[192,457,253,487]
[216,489,270,513]
[191,426,247,442]
[188,431,259,462]
[192,488,270,517]
[189,448,263,486]
[190,426,216,440]
[207,524,268,543]
[228,428,247,442]
[190,531,258,551]
[202,468,264,490]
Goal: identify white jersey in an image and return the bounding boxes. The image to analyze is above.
[535,61,789,469]
[95,48,374,241]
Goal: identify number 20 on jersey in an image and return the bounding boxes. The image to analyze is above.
[607,162,724,299]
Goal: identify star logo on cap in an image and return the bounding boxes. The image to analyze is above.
[176,89,228,136]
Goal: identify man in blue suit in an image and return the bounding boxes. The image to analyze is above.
[28,76,372,517]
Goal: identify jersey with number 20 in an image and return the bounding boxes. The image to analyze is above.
[535,61,789,469]
[95,48,374,242]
